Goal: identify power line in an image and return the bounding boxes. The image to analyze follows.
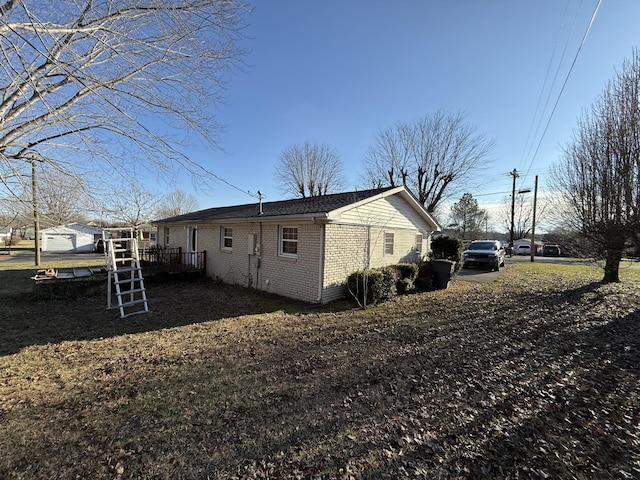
[520,0,577,172]
[523,0,602,181]
[193,161,260,200]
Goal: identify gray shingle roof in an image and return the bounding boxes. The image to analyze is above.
[155,187,397,223]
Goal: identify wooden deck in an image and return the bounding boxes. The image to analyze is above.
[138,248,207,279]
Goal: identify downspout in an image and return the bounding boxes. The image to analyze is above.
[316,222,325,303]
[258,222,263,289]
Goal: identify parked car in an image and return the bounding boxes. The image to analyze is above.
[462,240,506,271]
[543,244,561,256]
[516,245,531,255]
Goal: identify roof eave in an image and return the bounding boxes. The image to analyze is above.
[154,212,330,226]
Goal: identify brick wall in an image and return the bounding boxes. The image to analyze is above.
[320,224,427,303]
[159,220,430,304]
[321,224,370,302]
[258,222,322,302]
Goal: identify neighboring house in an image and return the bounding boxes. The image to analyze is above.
[40,223,103,252]
[101,224,157,248]
[136,224,157,248]
[154,186,441,304]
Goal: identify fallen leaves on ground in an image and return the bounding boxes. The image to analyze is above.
[0,263,638,479]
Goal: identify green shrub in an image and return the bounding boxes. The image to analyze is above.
[396,277,413,294]
[393,263,419,293]
[380,266,398,300]
[431,235,464,273]
[396,263,419,282]
[347,269,380,307]
[346,267,397,307]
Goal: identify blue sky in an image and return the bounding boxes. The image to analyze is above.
[172,0,640,228]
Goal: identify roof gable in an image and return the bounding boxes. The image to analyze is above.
[328,186,441,230]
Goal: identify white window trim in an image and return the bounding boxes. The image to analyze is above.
[279,225,298,258]
[415,233,423,253]
[221,226,233,251]
[384,231,394,255]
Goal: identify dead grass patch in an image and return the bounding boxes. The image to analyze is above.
[1,262,638,479]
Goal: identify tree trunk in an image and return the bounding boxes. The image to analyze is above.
[602,248,622,283]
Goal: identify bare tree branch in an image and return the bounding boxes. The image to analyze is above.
[104,182,161,227]
[275,141,345,198]
[0,0,249,196]
[155,189,199,219]
[363,110,494,213]
[551,49,640,282]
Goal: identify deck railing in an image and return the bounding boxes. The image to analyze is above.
[138,247,207,274]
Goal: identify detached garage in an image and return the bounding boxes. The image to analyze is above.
[41,223,102,253]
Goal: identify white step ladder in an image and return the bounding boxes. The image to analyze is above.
[106,236,149,318]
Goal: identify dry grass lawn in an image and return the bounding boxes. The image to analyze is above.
[0,258,639,479]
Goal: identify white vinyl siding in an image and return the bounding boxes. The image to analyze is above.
[338,194,429,230]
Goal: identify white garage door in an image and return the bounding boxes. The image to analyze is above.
[44,233,75,251]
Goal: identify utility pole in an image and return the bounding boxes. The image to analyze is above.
[530,175,538,262]
[509,169,519,248]
[30,154,42,266]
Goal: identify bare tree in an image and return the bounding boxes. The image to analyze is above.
[551,50,640,283]
[363,110,494,213]
[2,162,91,228]
[0,0,248,198]
[105,183,161,229]
[500,193,534,241]
[155,189,199,219]
[32,168,90,227]
[275,141,345,198]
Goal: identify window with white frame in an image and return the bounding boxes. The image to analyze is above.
[279,226,298,257]
[221,227,233,250]
[164,227,170,246]
[384,232,394,255]
[415,233,423,253]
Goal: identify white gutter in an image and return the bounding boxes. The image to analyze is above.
[156,212,330,226]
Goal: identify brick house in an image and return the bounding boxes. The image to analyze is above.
[154,186,441,303]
